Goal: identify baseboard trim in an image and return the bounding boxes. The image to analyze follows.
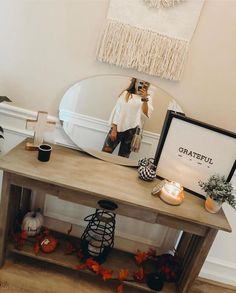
[200,256,236,286]
[197,277,236,291]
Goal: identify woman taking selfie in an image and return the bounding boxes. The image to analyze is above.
[102,78,153,158]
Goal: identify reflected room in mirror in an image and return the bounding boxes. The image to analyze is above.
[59,75,183,166]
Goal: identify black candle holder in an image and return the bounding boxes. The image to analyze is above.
[80,208,116,263]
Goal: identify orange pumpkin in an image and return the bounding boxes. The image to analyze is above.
[40,235,57,253]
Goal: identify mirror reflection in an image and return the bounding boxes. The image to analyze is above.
[102,78,152,158]
[59,75,183,166]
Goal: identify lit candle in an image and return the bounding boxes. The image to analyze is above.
[160,181,184,205]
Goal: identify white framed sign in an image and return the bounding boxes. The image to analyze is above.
[154,111,236,197]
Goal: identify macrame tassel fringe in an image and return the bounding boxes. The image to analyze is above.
[96,20,189,81]
[143,0,185,8]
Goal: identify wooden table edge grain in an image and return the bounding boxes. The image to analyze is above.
[0,141,232,233]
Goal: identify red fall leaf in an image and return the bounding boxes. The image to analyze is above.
[100,268,113,281]
[91,262,100,274]
[117,284,123,293]
[86,258,100,274]
[133,267,145,282]
[118,269,129,281]
[135,250,148,265]
[13,231,27,250]
[20,230,28,240]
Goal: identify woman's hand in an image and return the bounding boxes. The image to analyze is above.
[110,128,117,142]
[139,87,148,98]
[139,88,149,102]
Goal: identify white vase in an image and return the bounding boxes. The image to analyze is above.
[205,197,222,213]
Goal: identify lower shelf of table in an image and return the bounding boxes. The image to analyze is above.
[8,239,177,293]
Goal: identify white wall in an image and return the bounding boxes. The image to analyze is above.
[0,0,236,286]
[0,0,235,132]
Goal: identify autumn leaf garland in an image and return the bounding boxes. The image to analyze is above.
[75,248,159,292]
[75,257,114,281]
[12,225,162,293]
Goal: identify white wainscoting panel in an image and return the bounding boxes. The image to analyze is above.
[200,257,236,286]
[60,109,160,160]
[44,194,179,254]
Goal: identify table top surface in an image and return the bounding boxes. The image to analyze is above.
[0,141,232,232]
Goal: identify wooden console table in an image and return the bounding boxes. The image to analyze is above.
[0,141,232,293]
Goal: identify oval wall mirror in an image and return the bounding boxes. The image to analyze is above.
[59,75,183,166]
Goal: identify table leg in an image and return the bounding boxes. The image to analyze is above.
[0,172,12,267]
[177,228,218,293]
[0,174,29,267]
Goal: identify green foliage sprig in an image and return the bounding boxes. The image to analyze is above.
[199,174,236,210]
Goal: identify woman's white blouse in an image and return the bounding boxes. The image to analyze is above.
[109,91,153,132]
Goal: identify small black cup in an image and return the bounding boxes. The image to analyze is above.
[38,144,52,162]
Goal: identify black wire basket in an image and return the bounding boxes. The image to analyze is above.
[80,208,116,263]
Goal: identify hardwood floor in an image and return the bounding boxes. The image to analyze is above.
[0,255,235,293]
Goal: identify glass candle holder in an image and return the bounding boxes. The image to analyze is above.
[160,181,184,206]
[80,209,116,263]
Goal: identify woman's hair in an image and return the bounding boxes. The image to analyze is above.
[126,77,137,94]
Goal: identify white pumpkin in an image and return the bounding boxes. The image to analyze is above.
[21,211,44,236]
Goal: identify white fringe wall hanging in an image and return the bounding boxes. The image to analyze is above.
[143,0,185,9]
[96,0,204,81]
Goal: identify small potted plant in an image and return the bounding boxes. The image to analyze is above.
[199,174,236,213]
